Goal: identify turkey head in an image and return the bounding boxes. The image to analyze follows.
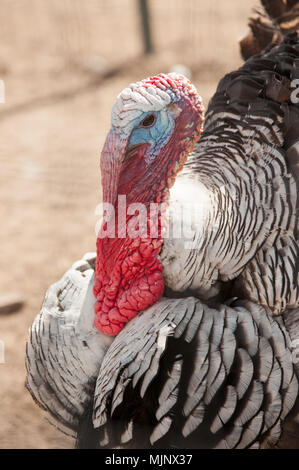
[94,73,204,335]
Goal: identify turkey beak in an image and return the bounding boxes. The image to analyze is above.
[100,128,129,205]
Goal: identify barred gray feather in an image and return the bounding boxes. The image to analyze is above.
[25,253,113,434]
[92,298,298,449]
[161,35,299,316]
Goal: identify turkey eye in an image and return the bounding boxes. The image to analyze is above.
[140,114,156,128]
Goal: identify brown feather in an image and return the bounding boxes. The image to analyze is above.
[240,1,299,61]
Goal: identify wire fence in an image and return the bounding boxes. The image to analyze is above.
[0,0,255,76]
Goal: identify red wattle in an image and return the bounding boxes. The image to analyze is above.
[94,214,164,336]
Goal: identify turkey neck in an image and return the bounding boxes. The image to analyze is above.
[93,113,202,336]
[93,159,172,336]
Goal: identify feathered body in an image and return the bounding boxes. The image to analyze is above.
[162,35,299,315]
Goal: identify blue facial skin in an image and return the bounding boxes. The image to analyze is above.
[128,109,176,161]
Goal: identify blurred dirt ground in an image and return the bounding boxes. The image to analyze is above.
[0,0,256,448]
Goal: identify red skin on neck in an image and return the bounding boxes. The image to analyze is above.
[94,225,164,336]
[94,98,203,336]
[94,147,165,336]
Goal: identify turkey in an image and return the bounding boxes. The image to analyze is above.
[26,0,299,449]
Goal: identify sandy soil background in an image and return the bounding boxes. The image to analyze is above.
[0,0,256,449]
